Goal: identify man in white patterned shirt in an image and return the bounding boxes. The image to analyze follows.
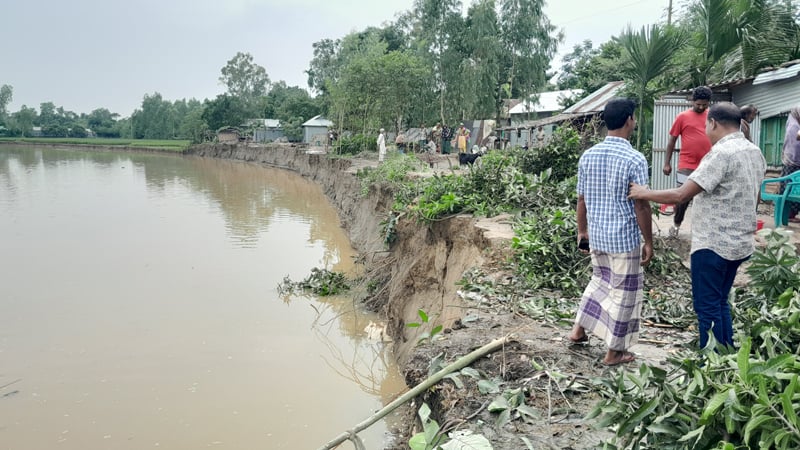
[629,102,766,349]
[568,98,653,366]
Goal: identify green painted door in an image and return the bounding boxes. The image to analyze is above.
[760,115,787,166]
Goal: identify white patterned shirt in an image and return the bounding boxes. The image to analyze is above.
[577,136,649,253]
[688,131,766,260]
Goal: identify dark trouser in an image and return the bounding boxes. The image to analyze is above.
[674,169,694,227]
[691,249,748,349]
[674,200,690,226]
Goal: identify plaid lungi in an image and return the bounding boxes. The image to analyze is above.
[575,249,643,351]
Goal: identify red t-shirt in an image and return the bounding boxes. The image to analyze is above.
[670,109,711,170]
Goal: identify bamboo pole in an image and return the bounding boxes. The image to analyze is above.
[317,335,512,450]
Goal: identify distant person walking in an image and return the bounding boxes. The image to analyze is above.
[377,128,386,163]
[780,107,800,221]
[568,98,653,367]
[630,102,766,349]
[456,124,470,154]
[663,86,713,237]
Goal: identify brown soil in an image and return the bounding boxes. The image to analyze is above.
[186,143,694,449]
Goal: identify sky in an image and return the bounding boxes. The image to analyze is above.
[2,0,672,118]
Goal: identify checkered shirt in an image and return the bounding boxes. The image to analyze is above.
[577,136,649,254]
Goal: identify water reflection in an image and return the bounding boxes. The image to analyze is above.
[0,145,405,450]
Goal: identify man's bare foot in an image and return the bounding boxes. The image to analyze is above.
[602,350,636,366]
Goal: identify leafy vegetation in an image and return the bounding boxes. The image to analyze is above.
[334,133,379,155]
[406,309,444,344]
[277,268,350,297]
[588,230,800,449]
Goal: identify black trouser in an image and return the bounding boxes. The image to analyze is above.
[674,169,693,227]
[674,200,689,226]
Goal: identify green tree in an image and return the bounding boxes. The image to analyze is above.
[555,39,626,94]
[461,0,503,118]
[677,0,800,86]
[87,108,120,137]
[0,84,12,120]
[201,94,248,132]
[616,24,685,148]
[10,105,37,137]
[411,0,464,122]
[38,102,57,126]
[70,125,88,138]
[131,92,178,139]
[263,81,320,141]
[219,52,270,115]
[498,0,561,112]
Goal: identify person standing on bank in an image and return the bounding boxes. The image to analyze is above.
[663,86,713,237]
[377,128,386,163]
[629,102,766,349]
[568,98,653,367]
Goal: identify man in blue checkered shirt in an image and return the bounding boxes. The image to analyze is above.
[568,98,653,366]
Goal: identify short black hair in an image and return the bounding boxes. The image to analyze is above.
[692,86,713,101]
[707,102,742,127]
[602,98,637,130]
[740,104,757,118]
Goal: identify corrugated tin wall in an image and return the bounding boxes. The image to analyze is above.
[734,79,800,119]
[650,92,734,190]
[651,97,691,190]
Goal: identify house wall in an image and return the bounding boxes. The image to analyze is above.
[732,78,800,167]
[218,132,239,144]
[303,125,327,144]
[254,128,285,142]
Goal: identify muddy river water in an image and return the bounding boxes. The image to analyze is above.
[0,146,405,449]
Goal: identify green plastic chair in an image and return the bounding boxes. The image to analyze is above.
[761,171,800,226]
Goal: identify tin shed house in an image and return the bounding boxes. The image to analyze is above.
[651,60,800,190]
[252,119,284,143]
[302,115,333,145]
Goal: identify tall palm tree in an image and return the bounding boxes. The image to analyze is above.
[686,0,800,84]
[616,24,685,148]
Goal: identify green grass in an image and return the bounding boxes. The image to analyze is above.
[0,137,191,151]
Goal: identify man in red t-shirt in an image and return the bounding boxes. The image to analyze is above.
[663,86,713,237]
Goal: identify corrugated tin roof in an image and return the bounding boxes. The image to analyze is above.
[564,81,626,114]
[302,115,333,127]
[497,82,626,130]
[508,89,583,114]
[753,61,800,85]
[668,61,800,94]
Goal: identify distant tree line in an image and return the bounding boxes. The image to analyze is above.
[0,52,321,143]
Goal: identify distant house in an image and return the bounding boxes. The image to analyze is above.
[31,126,43,137]
[651,59,800,190]
[302,115,333,145]
[217,127,240,144]
[497,82,624,148]
[250,119,284,143]
[507,89,584,126]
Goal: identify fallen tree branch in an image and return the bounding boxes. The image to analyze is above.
[317,335,512,450]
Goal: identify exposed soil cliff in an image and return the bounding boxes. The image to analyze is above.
[187,143,507,365]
